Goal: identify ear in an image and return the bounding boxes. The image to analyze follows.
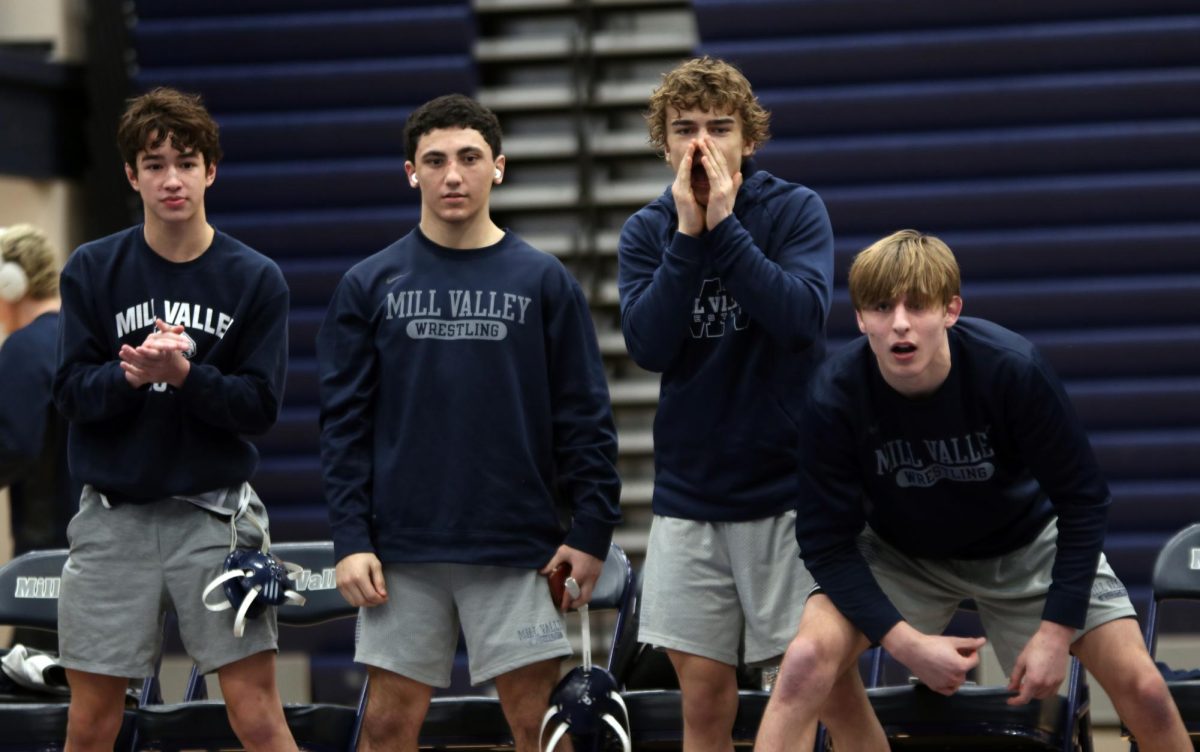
[205,161,217,187]
[493,154,506,184]
[404,161,418,188]
[855,308,867,334]
[944,296,963,328]
[125,163,139,191]
[742,140,757,158]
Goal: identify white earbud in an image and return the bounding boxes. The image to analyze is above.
[0,261,29,303]
[494,168,502,181]
[410,175,419,186]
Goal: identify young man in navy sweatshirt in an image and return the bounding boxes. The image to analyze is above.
[755,229,1189,752]
[54,87,296,752]
[317,94,621,752]
[617,56,879,751]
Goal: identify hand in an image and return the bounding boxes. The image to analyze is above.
[540,545,603,610]
[1006,620,1074,705]
[883,621,986,696]
[671,142,706,237]
[335,552,388,607]
[696,136,742,229]
[119,319,191,388]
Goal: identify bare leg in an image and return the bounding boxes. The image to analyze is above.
[1073,618,1189,752]
[494,657,564,752]
[756,595,882,752]
[667,649,739,752]
[64,669,129,752]
[818,663,889,752]
[355,666,434,752]
[216,650,300,752]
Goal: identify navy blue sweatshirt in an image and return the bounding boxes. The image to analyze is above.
[0,312,76,551]
[617,162,833,521]
[317,229,621,567]
[798,318,1111,643]
[54,226,289,501]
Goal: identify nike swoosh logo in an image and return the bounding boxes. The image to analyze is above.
[386,272,410,284]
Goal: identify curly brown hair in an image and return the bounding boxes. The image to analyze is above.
[118,87,223,172]
[645,56,771,152]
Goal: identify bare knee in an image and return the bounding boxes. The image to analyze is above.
[775,637,839,703]
[680,673,738,720]
[360,670,433,750]
[1115,664,1176,717]
[66,702,125,751]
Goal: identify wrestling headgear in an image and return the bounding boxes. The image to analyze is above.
[540,666,631,752]
[539,576,631,752]
[201,487,306,636]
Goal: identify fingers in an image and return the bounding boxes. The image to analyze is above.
[539,551,566,576]
[368,559,388,602]
[335,555,388,608]
[154,318,184,334]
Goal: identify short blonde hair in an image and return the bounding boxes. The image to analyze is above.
[0,224,60,300]
[848,230,960,311]
[645,56,770,152]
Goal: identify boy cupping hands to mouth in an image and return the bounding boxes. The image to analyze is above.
[667,106,754,237]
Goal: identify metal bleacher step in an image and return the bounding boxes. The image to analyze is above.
[608,379,660,407]
[475,30,691,63]
[479,79,659,112]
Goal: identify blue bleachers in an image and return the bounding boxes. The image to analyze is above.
[134,7,472,67]
[696,0,1200,611]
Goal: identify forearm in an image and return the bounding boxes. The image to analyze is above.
[706,211,832,349]
[618,232,708,371]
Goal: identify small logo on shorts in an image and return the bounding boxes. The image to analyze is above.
[1096,587,1128,602]
[517,619,564,646]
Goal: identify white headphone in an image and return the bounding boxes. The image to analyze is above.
[410,174,418,186]
[0,228,29,303]
[494,168,502,181]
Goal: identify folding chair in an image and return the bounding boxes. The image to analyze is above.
[864,603,1093,752]
[1126,522,1200,751]
[134,541,359,752]
[0,548,157,752]
[348,542,635,750]
[608,569,774,750]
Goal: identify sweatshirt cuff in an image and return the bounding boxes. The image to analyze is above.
[333,525,376,564]
[666,231,707,264]
[1041,590,1090,630]
[177,361,220,407]
[706,214,750,270]
[564,518,615,561]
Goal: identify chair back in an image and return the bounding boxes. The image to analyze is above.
[1150,523,1200,601]
[0,549,69,631]
[270,541,355,626]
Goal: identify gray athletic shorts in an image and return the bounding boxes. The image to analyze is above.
[860,517,1136,675]
[355,562,571,688]
[639,511,813,666]
[58,484,278,677]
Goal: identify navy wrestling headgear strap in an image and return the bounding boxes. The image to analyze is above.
[539,577,631,752]
[201,486,305,636]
